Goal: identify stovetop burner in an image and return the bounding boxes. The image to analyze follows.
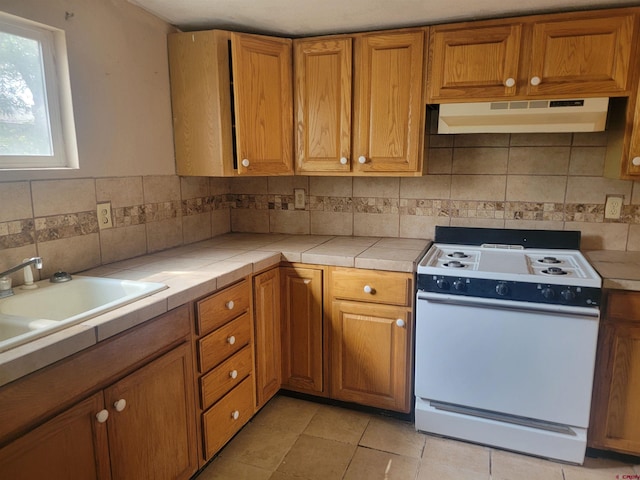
[443,260,465,268]
[541,267,568,276]
[538,256,561,264]
[448,251,469,259]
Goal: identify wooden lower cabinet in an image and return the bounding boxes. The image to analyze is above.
[0,342,197,480]
[0,392,111,479]
[589,290,640,455]
[280,266,325,394]
[253,267,282,408]
[330,299,413,412]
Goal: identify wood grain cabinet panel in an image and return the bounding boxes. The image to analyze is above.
[280,266,325,394]
[427,8,638,103]
[294,28,426,175]
[168,30,293,176]
[196,279,250,335]
[197,312,252,373]
[330,300,412,412]
[253,267,282,408]
[589,291,640,455]
[0,392,111,480]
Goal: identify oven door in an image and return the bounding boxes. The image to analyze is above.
[415,292,599,428]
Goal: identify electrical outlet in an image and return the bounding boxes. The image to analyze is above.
[97,202,113,229]
[604,195,624,220]
[294,188,305,209]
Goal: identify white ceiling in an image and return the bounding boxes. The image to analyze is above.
[128,0,639,36]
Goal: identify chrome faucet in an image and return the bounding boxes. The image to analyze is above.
[0,257,43,298]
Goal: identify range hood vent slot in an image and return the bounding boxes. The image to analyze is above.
[437,97,609,134]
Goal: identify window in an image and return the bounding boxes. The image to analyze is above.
[0,12,78,169]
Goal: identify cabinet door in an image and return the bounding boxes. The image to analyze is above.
[168,30,235,177]
[428,24,522,102]
[528,14,635,97]
[330,300,412,412]
[281,267,324,394]
[231,32,293,175]
[294,37,352,174]
[104,343,197,480]
[590,321,640,455]
[353,29,425,173]
[253,268,282,408]
[625,90,640,177]
[0,392,111,480]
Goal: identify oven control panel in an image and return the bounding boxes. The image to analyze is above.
[417,274,601,308]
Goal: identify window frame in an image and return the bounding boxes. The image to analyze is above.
[0,12,78,170]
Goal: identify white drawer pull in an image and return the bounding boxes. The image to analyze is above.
[241,159,250,167]
[358,155,367,164]
[96,409,109,423]
[230,369,238,379]
[632,156,640,167]
[530,76,541,86]
[504,77,515,87]
[227,335,236,345]
[363,285,373,294]
[114,399,127,412]
[339,157,348,165]
[231,410,240,420]
[225,300,235,310]
[396,319,406,328]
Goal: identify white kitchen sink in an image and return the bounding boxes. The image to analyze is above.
[0,276,167,353]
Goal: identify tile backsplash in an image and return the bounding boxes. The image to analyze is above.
[1,131,639,283]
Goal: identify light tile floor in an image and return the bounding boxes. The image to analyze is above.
[195,395,640,480]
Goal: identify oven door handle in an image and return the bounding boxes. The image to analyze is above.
[417,291,600,318]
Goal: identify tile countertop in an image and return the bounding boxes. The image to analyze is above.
[0,233,431,387]
[585,250,640,291]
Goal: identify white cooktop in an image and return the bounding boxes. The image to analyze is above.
[418,243,602,288]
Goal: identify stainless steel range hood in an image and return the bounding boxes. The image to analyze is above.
[437,97,609,134]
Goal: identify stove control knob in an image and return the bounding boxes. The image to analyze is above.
[561,289,576,302]
[436,278,450,290]
[541,287,555,300]
[495,283,509,296]
[453,280,465,291]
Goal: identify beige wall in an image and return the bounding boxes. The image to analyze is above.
[0,0,176,181]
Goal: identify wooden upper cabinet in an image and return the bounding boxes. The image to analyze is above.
[528,15,636,97]
[427,8,638,103]
[428,24,522,101]
[232,33,294,175]
[168,30,293,176]
[294,28,426,175]
[294,37,352,174]
[353,29,426,173]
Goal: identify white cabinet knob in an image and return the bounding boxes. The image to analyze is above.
[504,77,515,87]
[225,300,235,310]
[632,156,640,166]
[358,156,367,164]
[241,159,250,167]
[227,335,236,345]
[114,399,127,412]
[363,285,373,294]
[231,410,240,420]
[96,409,109,423]
[339,157,348,165]
[230,369,238,379]
[530,76,541,86]
[396,319,406,328]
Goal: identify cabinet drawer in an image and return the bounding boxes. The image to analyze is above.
[200,345,253,410]
[198,313,252,373]
[606,291,640,323]
[202,376,254,460]
[331,268,412,306]
[196,280,250,335]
